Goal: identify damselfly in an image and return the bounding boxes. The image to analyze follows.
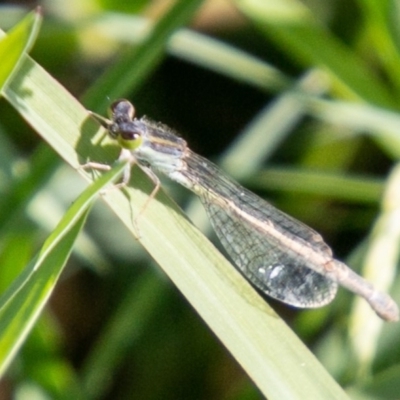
[88,99,398,321]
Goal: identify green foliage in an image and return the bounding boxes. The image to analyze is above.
[0,1,399,399]
[0,8,41,91]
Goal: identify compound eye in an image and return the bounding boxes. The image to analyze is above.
[116,123,143,150]
[120,127,139,141]
[109,99,135,122]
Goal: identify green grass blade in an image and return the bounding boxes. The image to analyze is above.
[85,13,291,93]
[251,167,383,204]
[0,7,41,91]
[357,0,400,93]
[83,0,205,111]
[0,162,127,377]
[308,97,400,158]
[235,0,397,109]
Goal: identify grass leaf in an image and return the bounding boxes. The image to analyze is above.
[0,7,41,91]
[0,162,127,376]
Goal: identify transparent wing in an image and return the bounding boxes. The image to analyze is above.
[183,152,338,308]
[200,190,337,307]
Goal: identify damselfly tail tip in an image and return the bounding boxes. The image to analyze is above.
[369,293,399,322]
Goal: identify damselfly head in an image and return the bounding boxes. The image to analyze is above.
[107,100,143,151]
[89,100,143,150]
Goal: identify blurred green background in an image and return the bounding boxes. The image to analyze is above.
[1,0,400,399]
